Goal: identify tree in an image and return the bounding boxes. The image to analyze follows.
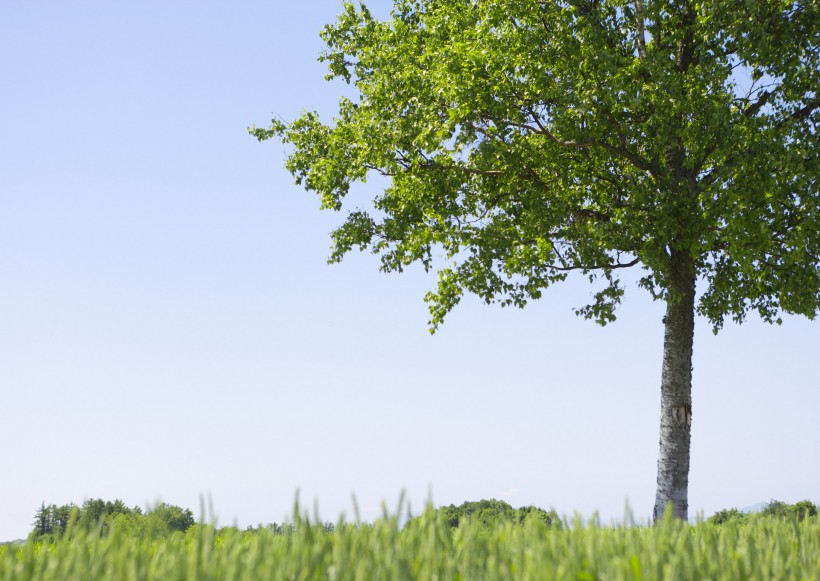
[761,499,791,518]
[147,502,196,533]
[708,499,819,524]
[78,498,142,533]
[32,502,53,537]
[707,507,748,526]
[761,498,819,520]
[253,0,819,520]
[29,503,78,540]
[791,500,819,520]
[105,511,149,537]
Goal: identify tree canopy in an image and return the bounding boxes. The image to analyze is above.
[253,0,819,520]
[255,0,818,329]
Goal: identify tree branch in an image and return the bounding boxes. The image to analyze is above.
[635,0,647,59]
[364,160,503,177]
[700,94,818,188]
[788,98,819,123]
[544,253,641,272]
[743,89,774,117]
[519,106,661,177]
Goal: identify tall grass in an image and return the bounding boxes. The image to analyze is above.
[2,508,818,580]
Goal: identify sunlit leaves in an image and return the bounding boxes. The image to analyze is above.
[254,0,819,331]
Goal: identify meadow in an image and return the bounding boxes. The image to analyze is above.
[2,507,818,580]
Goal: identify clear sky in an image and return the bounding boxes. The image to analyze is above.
[1,1,817,541]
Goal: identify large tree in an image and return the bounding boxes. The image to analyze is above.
[253,0,819,520]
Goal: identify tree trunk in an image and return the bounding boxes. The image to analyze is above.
[653,250,696,521]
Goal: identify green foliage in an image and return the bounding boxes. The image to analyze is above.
[77,499,142,534]
[432,498,561,529]
[761,499,819,521]
[243,522,296,536]
[709,499,819,525]
[791,500,819,520]
[29,499,194,542]
[762,499,793,518]
[105,512,149,538]
[253,0,819,332]
[31,503,50,538]
[29,503,79,541]
[145,503,195,534]
[707,508,749,526]
[5,507,820,580]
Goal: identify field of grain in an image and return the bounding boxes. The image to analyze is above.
[1,507,818,580]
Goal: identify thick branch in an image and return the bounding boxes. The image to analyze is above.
[515,236,641,272]
[788,98,819,123]
[548,255,641,272]
[743,90,774,117]
[573,208,612,223]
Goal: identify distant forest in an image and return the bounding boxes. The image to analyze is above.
[28,497,817,542]
[31,499,194,541]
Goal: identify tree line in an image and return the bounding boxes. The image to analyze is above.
[708,499,818,526]
[27,498,560,541]
[29,497,817,541]
[30,499,195,541]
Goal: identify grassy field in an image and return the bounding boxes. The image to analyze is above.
[2,509,818,580]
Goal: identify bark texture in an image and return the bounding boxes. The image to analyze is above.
[653,250,696,521]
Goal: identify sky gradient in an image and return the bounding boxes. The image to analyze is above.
[1,1,818,541]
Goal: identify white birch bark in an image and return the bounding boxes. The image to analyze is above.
[653,251,696,521]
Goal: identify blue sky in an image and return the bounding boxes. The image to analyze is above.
[1,1,817,540]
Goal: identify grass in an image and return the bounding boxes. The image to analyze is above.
[2,508,818,580]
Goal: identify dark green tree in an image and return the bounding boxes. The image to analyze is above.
[32,502,53,537]
[791,500,819,520]
[254,0,819,521]
[51,504,77,537]
[148,502,196,533]
[30,503,77,539]
[707,507,748,525]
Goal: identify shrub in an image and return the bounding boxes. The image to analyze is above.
[433,499,561,529]
[707,508,748,525]
[709,499,819,526]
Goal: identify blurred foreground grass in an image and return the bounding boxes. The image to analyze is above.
[2,507,818,580]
